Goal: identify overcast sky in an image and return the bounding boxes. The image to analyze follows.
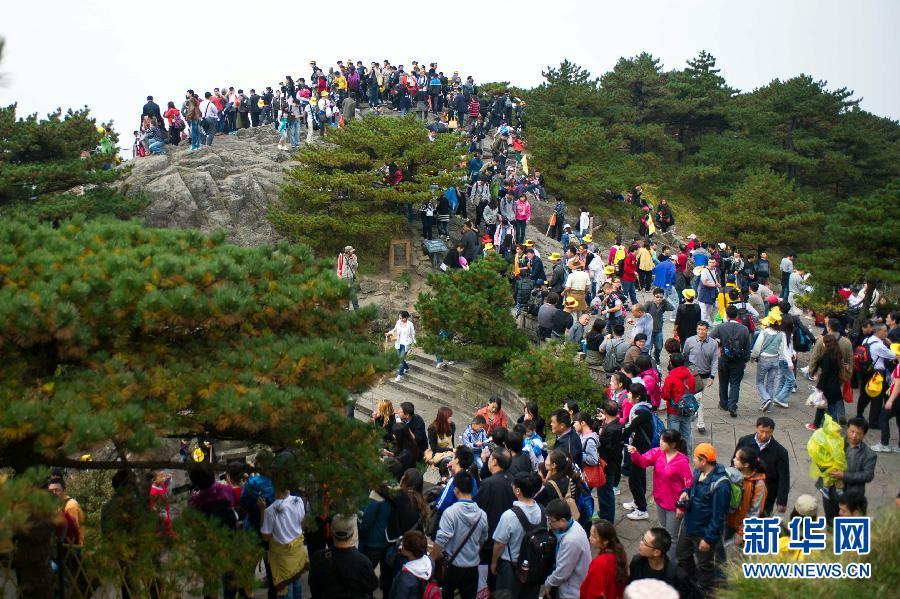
[2,0,898,146]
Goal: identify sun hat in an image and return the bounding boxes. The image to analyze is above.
[693,443,717,462]
[767,295,780,305]
[582,234,593,243]
[682,289,696,300]
[481,234,492,243]
[549,252,562,262]
[343,246,355,253]
[568,259,583,270]
[564,296,578,308]
[692,266,703,277]
[718,242,726,250]
[524,239,535,247]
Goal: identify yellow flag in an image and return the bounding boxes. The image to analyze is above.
[521,154,529,175]
[648,218,657,236]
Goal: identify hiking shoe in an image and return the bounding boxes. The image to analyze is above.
[760,401,773,412]
[393,375,403,383]
[622,501,638,511]
[627,510,649,520]
[697,426,707,434]
[729,410,737,418]
[773,399,789,408]
[871,444,892,453]
[804,423,818,431]
[613,486,621,496]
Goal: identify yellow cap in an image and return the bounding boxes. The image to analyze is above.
[682,289,696,300]
[549,252,562,261]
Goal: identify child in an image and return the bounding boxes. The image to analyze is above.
[277,113,289,150]
[462,415,489,468]
[522,419,545,470]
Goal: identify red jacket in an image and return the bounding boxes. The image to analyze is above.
[580,552,624,599]
[662,366,696,416]
[621,253,637,282]
[469,98,481,118]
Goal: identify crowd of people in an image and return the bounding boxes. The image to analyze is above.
[74,57,897,599]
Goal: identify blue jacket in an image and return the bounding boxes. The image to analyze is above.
[435,475,479,512]
[240,474,275,531]
[359,492,392,551]
[652,260,676,289]
[682,464,731,544]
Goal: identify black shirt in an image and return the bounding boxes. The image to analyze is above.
[475,470,515,536]
[551,309,574,337]
[628,555,694,597]
[734,434,790,507]
[309,546,379,599]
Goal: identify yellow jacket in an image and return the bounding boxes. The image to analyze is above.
[334,75,348,91]
[637,247,654,271]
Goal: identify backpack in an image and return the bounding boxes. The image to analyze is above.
[721,332,746,362]
[420,578,442,599]
[613,246,626,265]
[711,467,744,513]
[574,477,595,520]
[854,340,877,378]
[792,320,814,352]
[603,338,627,372]
[735,303,755,334]
[511,506,556,585]
[240,96,250,112]
[674,381,700,418]
[633,403,665,449]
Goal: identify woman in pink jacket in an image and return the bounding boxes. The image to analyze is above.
[627,429,693,558]
[514,194,531,245]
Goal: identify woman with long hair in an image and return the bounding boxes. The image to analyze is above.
[607,372,630,422]
[534,449,572,507]
[809,334,846,429]
[627,429,693,557]
[580,519,627,599]
[379,469,431,597]
[426,407,456,475]
[475,395,508,434]
[517,401,546,438]
[384,423,419,479]
[373,398,395,441]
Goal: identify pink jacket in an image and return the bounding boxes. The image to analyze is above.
[515,199,531,222]
[629,448,693,511]
[639,369,662,409]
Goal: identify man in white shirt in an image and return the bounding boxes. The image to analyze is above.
[199,92,219,146]
[564,259,591,314]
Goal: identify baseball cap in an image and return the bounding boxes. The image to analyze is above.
[331,514,357,541]
[693,443,717,462]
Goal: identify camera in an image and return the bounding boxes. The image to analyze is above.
[675,497,691,510]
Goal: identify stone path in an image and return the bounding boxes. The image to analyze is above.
[603,298,900,555]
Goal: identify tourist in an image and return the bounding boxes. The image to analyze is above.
[383,422,420,479]
[819,417,876,522]
[386,311,416,382]
[579,520,627,599]
[733,417,789,515]
[723,446,766,553]
[628,528,693,597]
[710,305,751,417]
[551,410,583,467]
[491,472,546,599]
[596,401,624,523]
[627,430,692,554]
[621,384,655,520]
[389,530,433,599]
[426,406,456,474]
[543,498,592,599]
[661,353,696,451]
[809,334,848,430]
[434,471,488,599]
[476,396,509,434]
[309,514,379,599]
[750,313,790,412]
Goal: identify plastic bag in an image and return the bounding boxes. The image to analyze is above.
[805,389,827,409]
[807,414,847,488]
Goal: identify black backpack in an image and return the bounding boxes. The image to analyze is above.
[721,331,746,362]
[240,96,250,112]
[511,506,556,585]
[793,319,814,352]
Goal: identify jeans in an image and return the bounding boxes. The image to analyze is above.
[514,219,527,244]
[756,356,781,403]
[695,374,710,430]
[718,360,746,412]
[676,534,720,596]
[188,120,201,149]
[148,140,165,154]
[203,117,217,145]
[628,464,647,511]
[441,565,478,599]
[657,506,682,560]
[622,281,638,305]
[437,219,449,237]
[772,360,795,405]
[397,345,409,376]
[813,397,842,428]
[665,286,679,313]
[368,84,380,106]
[651,330,664,363]
[347,278,359,310]
[597,475,615,522]
[288,120,300,147]
[667,413,693,454]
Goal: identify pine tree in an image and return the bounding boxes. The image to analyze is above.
[0,217,393,591]
[503,344,597,419]
[270,114,463,258]
[714,169,820,251]
[416,254,528,365]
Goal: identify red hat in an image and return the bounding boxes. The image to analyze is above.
[767,295,780,305]
[481,234,492,243]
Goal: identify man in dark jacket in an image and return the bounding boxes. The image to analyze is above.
[597,401,623,523]
[399,402,428,456]
[460,221,479,263]
[821,417,877,522]
[710,304,752,417]
[142,95,163,125]
[309,514,379,599]
[675,443,731,597]
[249,89,261,127]
[505,432,533,477]
[550,410,583,467]
[526,249,546,282]
[622,399,655,520]
[476,449,515,537]
[733,417,789,515]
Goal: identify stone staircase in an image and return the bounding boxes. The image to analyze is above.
[355,350,524,428]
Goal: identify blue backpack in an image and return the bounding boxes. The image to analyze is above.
[575,479,594,520]
[633,403,665,448]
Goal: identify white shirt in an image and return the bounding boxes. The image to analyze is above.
[391,319,416,349]
[700,267,717,288]
[199,100,218,119]
[564,270,591,292]
[260,495,306,545]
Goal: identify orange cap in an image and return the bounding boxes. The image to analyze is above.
[693,443,717,462]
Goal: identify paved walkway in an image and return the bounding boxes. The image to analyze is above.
[608,298,899,555]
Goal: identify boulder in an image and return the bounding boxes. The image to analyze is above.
[118,126,294,247]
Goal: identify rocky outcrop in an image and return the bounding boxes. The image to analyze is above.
[117,126,295,246]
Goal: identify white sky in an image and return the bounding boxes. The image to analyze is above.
[2,0,898,144]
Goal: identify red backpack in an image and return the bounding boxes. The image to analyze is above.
[421,580,442,599]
